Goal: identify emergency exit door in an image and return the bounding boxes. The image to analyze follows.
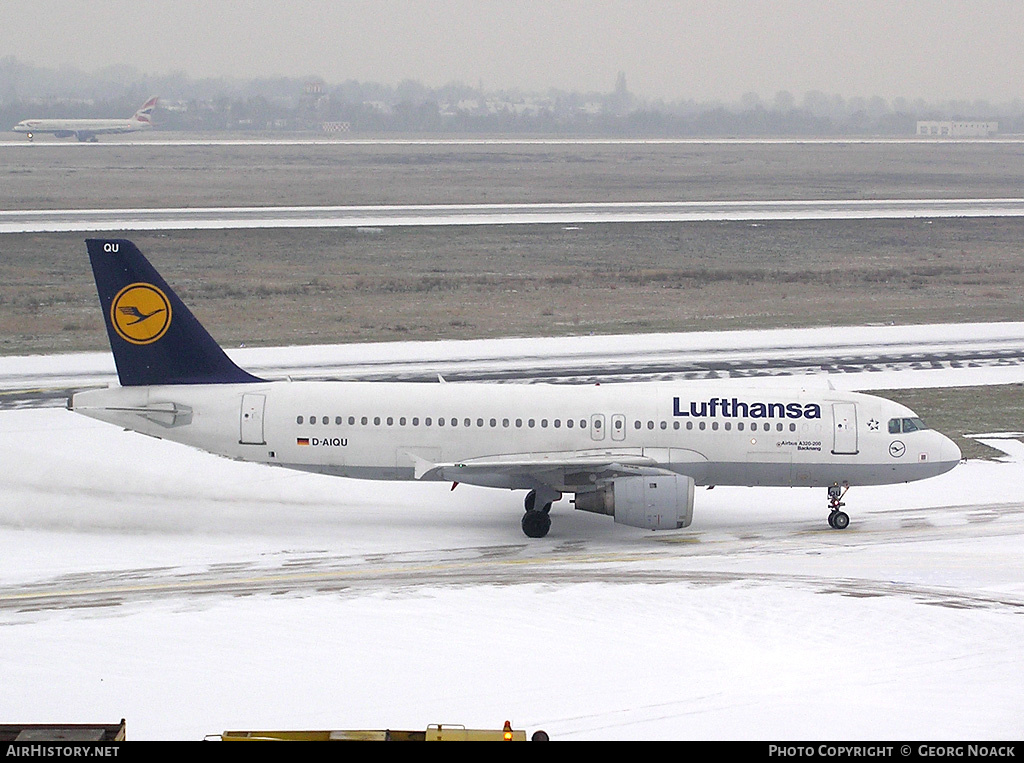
[611,414,626,441]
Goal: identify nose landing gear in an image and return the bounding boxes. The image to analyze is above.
[827,483,850,530]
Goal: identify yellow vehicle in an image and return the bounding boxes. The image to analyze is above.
[218,721,548,741]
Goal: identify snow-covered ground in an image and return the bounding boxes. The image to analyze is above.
[5,198,1024,234]
[4,321,1024,391]
[1,334,1023,740]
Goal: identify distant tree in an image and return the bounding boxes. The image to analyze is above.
[772,90,795,112]
[605,71,635,116]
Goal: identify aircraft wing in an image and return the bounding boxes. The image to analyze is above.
[411,448,684,485]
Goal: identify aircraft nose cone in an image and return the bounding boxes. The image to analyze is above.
[941,435,962,471]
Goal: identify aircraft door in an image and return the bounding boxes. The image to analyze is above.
[831,403,858,455]
[590,414,606,441]
[240,393,266,445]
[611,414,626,441]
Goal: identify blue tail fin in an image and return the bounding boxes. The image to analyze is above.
[87,238,262,386]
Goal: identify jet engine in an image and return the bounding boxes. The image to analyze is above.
[573,475,695,530]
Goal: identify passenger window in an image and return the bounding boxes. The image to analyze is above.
[296,416,303,424]
[335,416,342,425]
[387,417,393,426]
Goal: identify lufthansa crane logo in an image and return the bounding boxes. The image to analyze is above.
[110,283,171,345]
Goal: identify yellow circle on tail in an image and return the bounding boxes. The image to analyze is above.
[110,283,172,345]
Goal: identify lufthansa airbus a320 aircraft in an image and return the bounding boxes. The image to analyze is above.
[71,239,962,537]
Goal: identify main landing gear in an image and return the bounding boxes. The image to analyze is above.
[827,483,850,530]
[521,489,555,538]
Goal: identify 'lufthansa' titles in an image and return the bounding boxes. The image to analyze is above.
[673,397,821,419]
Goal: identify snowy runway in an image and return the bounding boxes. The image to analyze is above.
[1,397,1022,739]
[4,198,1024,233]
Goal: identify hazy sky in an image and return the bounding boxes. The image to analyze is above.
[3,0,1023,102]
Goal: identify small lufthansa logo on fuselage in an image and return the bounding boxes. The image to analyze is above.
[111,283,171,345]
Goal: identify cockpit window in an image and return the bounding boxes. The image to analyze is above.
[889,417,928,433]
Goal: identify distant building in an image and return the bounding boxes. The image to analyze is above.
[917,120,998,137]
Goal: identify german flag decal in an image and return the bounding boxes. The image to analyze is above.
[297,437,310,446]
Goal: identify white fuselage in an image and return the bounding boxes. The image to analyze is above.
[72,380,962,494]
[12,118,150,139]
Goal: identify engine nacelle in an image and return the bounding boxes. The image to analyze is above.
[574,475,695,530]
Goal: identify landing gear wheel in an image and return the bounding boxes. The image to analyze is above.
[826,483,850,530]
[522,510,551,538]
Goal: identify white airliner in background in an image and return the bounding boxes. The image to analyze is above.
[12,97,158,142]
[71,239,962,538]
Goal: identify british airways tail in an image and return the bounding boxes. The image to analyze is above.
[86,238,262,386]
[131,97,158,126]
